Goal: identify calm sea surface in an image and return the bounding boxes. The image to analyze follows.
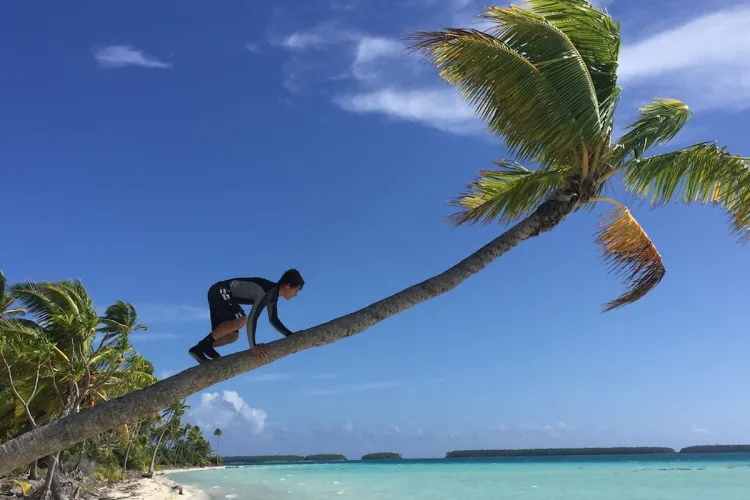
[167,453,750,500]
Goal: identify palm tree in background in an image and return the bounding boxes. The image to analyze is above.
[0,270,26,319]
[2,0,750,473]
[0,279,156,498]
[146,399,188,477]
[213,428,223,465]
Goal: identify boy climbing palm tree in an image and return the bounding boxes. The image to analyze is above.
[189,269,304,363]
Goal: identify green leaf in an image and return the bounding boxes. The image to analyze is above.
[9,282,57,327]
[408,28,570,166]
[611,98,693,165]
[621,142,750,241]
[12,479,32,496]
[408,4,607,167]
[481,6,602,141]
[524,0,621,129]
[447,161,569,226]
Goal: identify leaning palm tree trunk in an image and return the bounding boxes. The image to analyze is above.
[29,452,67,500]
[73,441,85,471]
[122,422,141,475]
[146,419,173,477]
[123,439,133,476]
[0,191,579,474]
[29,460,38,480]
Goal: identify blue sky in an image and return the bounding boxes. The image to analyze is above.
[3,0,750,458]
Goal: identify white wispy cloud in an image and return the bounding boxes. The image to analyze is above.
[692,424,709,434]
[245,42,262,54]
[249,373,292,382]
[311,373,339,380]
[543,421,576,437]
[93,45,172,69]
[276,22,358,51]
[190,390,268,434]
[619,5,750,111]
[129,332,179,342]
[276,2,750,139]
[335,88,481,134]
[331,0,360,11]
[283,32,326,50]
[351,37,404,81]
[135,303,208,323]
[274,4,487,135]
[303,381,399,396]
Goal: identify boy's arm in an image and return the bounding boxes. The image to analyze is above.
[267,300,294,337]
[246,300,264,347]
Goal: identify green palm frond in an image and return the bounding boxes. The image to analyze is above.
[447,161,570,226]
[409,26,590,166]
[88,346,119,368]
[621,142,750,241]
[526,0,620,62]
[121,352,155,375]
[610,98,693,166]
[481,6,602,137]
[0,271,26,319]
[10,281,58,326]
[9,281,99,342]
[0,317,44,340]
[59,280,96,314]
[0,307,28,320]
[45,281,82,316]
[594,204,666,311]
[525,0,620,137]
[99,300,147,338]
[408,28,574,166]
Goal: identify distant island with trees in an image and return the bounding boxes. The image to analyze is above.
[222,454,347,463]
[446,445,750,458]
[446,447,676,458]
[361,453,402,460]
[221,445,750,464]
[679,445,750,454]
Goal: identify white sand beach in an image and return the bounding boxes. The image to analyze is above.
[99,467,225,500]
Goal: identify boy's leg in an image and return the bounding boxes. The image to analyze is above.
[189,283,247,362]
[213,330,240,347]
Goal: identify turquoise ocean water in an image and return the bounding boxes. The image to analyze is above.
[167,454,750,500]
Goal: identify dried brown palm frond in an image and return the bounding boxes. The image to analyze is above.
[594,204,666,312]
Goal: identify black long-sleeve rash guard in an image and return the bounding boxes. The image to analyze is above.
[223,277,294,347]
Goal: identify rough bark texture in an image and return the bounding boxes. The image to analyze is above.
[0,193,578,474]
[29,460,39,480]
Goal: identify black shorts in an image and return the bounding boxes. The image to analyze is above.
[207,282,246,330]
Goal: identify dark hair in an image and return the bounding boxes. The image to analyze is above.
[279,269,304,289]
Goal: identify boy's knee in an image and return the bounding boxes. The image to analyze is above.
[228,331,240,342]
[228,317,247,329]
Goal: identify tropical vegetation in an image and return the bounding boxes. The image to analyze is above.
[679,445,750,454]
[361,453,402,461]
[2,0,750,476]
[0,272,217,499]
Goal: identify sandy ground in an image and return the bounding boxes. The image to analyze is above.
[100,467,225,499]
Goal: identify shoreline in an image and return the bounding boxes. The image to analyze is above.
[102,467,226,500]
[162,465,227,474]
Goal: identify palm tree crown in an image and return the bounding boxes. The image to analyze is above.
[408,0,750,310]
